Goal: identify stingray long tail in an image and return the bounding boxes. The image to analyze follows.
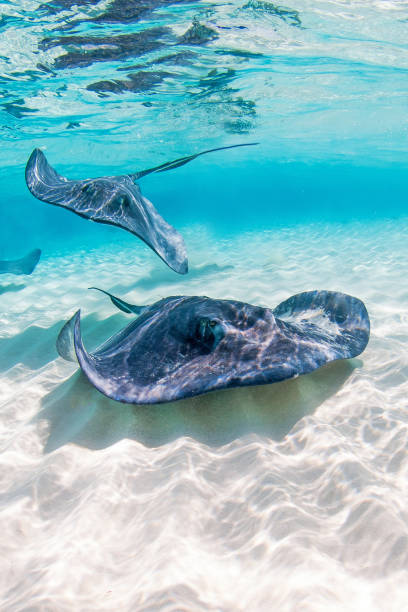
[89,287,148,315]
[131,142,259,180]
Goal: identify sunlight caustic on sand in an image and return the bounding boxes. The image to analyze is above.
[1,221,408,610]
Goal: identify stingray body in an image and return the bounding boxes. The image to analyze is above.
[25,143,257,274]
[57,289,370,404]
[0,249,41,275]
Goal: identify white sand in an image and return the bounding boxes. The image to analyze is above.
[1,219,408,611]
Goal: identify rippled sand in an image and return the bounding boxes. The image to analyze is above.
[1,219,408,611]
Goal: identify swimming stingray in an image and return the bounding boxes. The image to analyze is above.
[0,248,41,275]
[25,143,257,274]
[57,288,370,404]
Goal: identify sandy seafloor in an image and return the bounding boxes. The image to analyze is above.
[1,218,408,611]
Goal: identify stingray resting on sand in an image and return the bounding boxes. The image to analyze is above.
[0,248,41,275]
[25,143,257,274]
[57,289,370,404]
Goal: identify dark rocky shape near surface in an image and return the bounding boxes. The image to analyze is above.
[242,1,302,27]
[41,27,169,69]
[90,0,165,24]
[90,0,195,24]
[115,51,196,74]
[36,63,56,75]
[0,249,41,275]
[195,68,237,96]
[120,50,197,71]
[154,50,196,65]
[56,290,370,404]
[178,18,219,45]
[215,48,264,59]
[187,68,257,133]
[41,0,196,25]
[2,99,36,118]
[40,0,99,12]
[87,70,170,96]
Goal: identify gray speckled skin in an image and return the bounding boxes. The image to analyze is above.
[57,290,370,404]
[25,143,257,275]
[25,149,187,274]
[0,248,41,275]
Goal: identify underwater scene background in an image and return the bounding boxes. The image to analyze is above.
[1,0,408,610]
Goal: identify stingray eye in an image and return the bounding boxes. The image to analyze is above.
[81,183,91,194]
[194,318,221,351]
[118,195,130,208]
[196,318,214,347]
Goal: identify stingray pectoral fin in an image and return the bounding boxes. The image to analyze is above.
[273,290,370,358]
[56,310,110,395]
[57,310,145,402]
[25,148,74,206]
[0,248,41,275]
[69,310,124,401]
[57,311,81,362]
[19,248,41,274]
[57,310,102,393]
[134,194,188,275]
[89,287,147,315]
[131,142,259,180]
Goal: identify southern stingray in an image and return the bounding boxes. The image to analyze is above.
[0,249,41,275]
[25,143,257,274]
[57,289,370,404]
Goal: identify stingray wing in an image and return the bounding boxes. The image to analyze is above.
[272,290,370,366]
[56,311,119,398]
[0,248,41,275]
[56,312,79,362]
[25,148,81,210]
[56,307,168,403]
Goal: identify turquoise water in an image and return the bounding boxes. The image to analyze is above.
[2,2,408,610]
[1,0,408,256]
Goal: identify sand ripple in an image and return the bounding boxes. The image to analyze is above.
[1,220,408,610]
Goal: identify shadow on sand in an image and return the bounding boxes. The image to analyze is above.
[0,283,26,295]
[0,312,127,373]
[37,358,360,452]
[112,262,233,294]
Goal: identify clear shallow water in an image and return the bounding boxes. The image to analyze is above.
[2,223,408,610]
[1,1,408,610]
